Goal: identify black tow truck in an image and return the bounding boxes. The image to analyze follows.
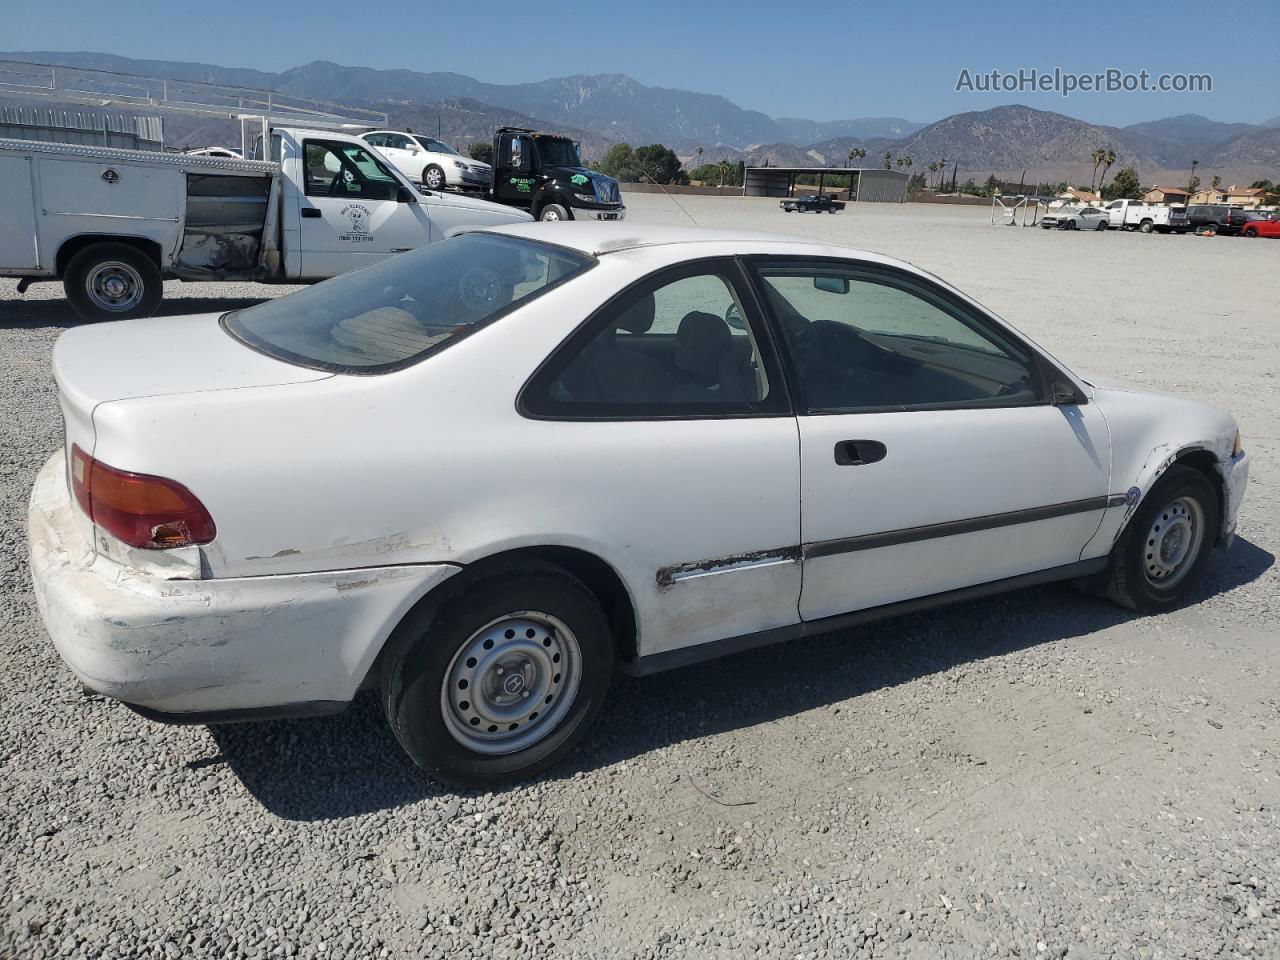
[488,127,625,222]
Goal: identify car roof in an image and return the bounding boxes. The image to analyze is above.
[476,221,893,260]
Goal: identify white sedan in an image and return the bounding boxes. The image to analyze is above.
[29,224,1249,786]
[1041,206,1110,230]
[361,130,492,192]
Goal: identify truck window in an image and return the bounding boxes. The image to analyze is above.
[303,140,401,202]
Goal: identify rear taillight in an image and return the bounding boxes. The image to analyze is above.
[69,444,216,549]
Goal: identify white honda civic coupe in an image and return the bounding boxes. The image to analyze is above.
[29,223,1249,786]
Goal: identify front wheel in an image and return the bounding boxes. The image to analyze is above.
[381,564,613,787]
[422,165,446,191]
[539,203,571,222]
[1105,465,1219,613]
[1244,227,1258,238]
[63,242,163,322]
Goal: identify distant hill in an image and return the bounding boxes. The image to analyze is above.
[773,116,925,145]
[3,52,1277,183]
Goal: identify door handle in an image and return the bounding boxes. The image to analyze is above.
[834,440,887,466]
[301,207,322,218]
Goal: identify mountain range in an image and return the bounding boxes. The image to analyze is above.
[3,50,1277,185]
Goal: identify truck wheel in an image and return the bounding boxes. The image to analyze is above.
[63,243,163,323]
[422,165,446,191]
[539,203,571,222]
[380,562,614,787]
[1138,220,1154,233]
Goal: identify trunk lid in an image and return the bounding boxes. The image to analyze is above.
[52,312,331,557]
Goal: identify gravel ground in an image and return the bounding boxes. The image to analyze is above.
[2,195,1277,960]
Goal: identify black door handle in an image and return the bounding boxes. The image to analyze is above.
[834,439,887,466]
[301,207,322,218]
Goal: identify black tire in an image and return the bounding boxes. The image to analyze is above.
[1244,227,1258,238]
[1105,465,1220,613]
[421,165,446,191]
[538,203,571,222]
[63,242,163,322]
[1138,220,1154,233]
[381,563,614,787]
[1096,220,1107,231]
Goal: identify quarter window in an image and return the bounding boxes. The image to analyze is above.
[530,266,779,416]
[756,262,1041,412]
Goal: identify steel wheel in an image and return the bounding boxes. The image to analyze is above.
[1141,495,1205,590]
[440,612,582,756]
[86,260,145,313]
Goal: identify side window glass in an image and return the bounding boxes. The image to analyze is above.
[364,134,386,147]
[303,141,400,201]
[759,264,1040,412]
[543,270,773,412]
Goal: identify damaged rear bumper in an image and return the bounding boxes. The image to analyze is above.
[28,452,459,720]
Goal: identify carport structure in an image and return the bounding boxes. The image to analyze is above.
[744,167,909,203]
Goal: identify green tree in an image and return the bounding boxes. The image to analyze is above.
[907,172,926,193]
[1187,159,1200,197]
[847,147,866,167]
[1211,174,1222,190]
[468,142,494,165]
[883,150,893,170]
[1097,148,1116,194]
[1090,147,1107,193]
[599,143,642,182]
[633,143,685,184]
[1101,166,1142,201]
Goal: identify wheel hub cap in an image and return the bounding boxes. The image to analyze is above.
[1142,496,1203,589]
[87,261,144,311]
[441,613,581,755]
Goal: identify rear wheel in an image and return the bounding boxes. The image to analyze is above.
[63,242,163,322]
[1105,465,1219,613]
[1138,220,1154,233]
[539,203,571,222]
[1096,220,1107,231]
[381,563,613,787]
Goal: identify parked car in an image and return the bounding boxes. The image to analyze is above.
[1041,206,1109,230]
[29,224,1248,786]
[781,194,846,214]
[1102,199,1188,233]
[0,128,529,321]
[182,146,243,159]
[361,130,493,192]
[1240,213,1280,238]
[1185,205,1251,235]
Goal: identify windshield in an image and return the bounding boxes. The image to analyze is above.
[415,136,459,156]
[536,137,582,167]
[223,234,594,373]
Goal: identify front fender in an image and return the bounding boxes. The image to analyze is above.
[1080,383,1246,557]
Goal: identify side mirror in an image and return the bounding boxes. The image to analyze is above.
[396,186,417,203]
[724,303,745,330]
[1049,381,1086,406]
[814,276,849,294]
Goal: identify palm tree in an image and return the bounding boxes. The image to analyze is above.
[882,150,893,170]
[1089,147,1107,193]
[1097,148,1116,195]
[928,161,939,189]
[847,147,866,166]
[896,156,913,172]
[717,158,730,188]
[937,159,948,190]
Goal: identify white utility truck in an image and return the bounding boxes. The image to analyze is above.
[1102,199,1189,234]
[0,127,531,321]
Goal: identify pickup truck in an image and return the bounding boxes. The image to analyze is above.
[1102,199,1188,233]
[780,194,846,214]
[0,127,530,321]
[488,127,625,222]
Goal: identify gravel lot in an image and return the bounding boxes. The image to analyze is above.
[2,195,1277,960]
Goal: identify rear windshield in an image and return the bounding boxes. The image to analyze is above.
[223,233,593,373]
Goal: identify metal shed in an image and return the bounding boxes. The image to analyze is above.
[0,105,163,150]
[743,166,909,203]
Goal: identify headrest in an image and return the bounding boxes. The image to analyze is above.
[615,293,656,334]
[675,311,731,381]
